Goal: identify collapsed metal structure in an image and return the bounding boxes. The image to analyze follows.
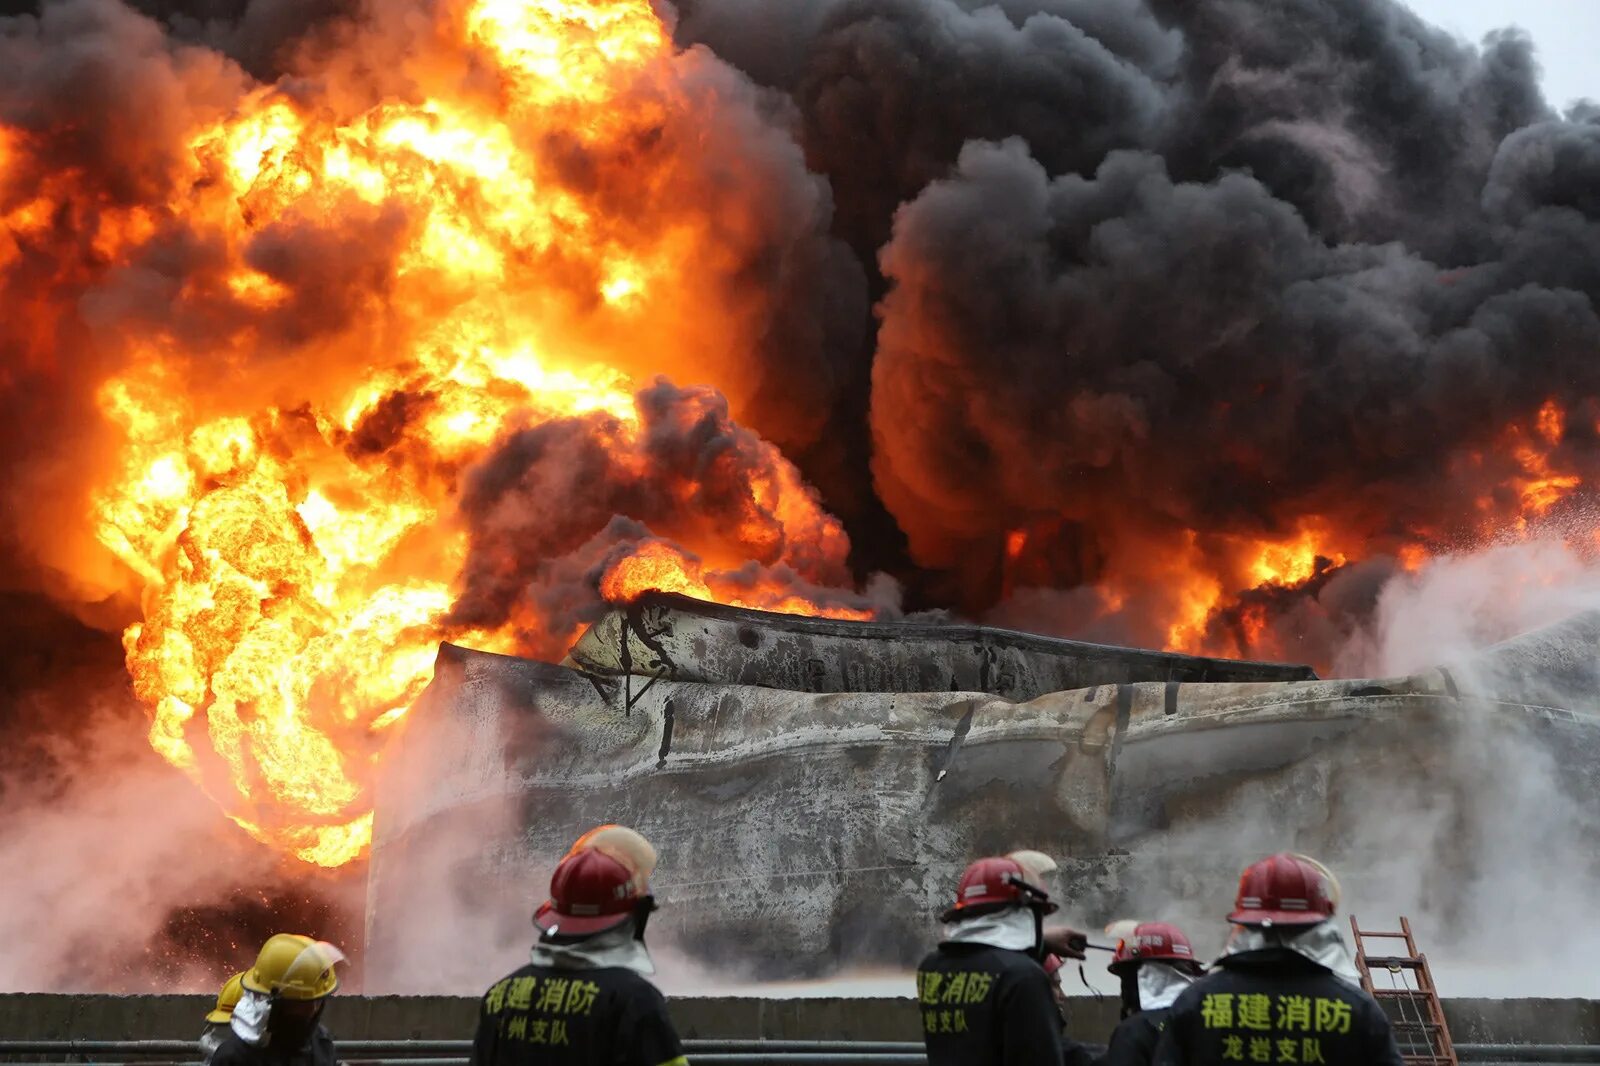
[564,594,1317,698]
[365,595,1600,992]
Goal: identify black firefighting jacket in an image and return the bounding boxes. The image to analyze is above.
[470,963,686,1066]
[1152,951,1403,1066]
[916,942,1094,1066]
[208,1026,337,1066]
[1095,1008,1170,1066]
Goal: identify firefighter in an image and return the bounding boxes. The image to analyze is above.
[916,855,1095,1066]
[1096,923,1203,1066]
[208,935,343,1066]
[199,972,245,1063]
[471,827,686,1066]
[1152,854,1403,1066]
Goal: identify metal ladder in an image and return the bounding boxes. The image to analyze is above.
[1350,916,1459,1066]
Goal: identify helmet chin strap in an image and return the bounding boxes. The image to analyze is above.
[1078,962,1104,1002]
[1000,870,1052,961]
[633,896,657,942]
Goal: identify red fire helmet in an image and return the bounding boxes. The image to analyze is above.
[1229,853,1337,927]
[534,848,648,937]
[1108,922,1199,975]
[940,856,1059,923]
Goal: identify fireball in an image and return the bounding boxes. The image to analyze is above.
[77,0,864,866]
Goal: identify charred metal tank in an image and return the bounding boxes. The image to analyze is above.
[565,593,1317,696]
[364,598,1600,994]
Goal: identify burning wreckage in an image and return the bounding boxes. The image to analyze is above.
[365,593,1600,990]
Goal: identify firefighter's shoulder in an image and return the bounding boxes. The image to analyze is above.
[479,962,540,1007]
[605,965,672,1015]
[918,940,1052,1001]
[203,1034,254,1066]
[921,941,1047,974]
[1163,967,1223,1017]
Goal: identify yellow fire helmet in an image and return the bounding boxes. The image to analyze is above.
[204,972,246,1024]
[565,825,658,895]
[241,934,345,1001]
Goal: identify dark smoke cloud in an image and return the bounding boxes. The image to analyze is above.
[0,0,354,79]
[446,378,885,659]
[1148,1,1551,256]
[673,0,1562,269]
[870,136,1600,631]
[0,0,247,201]
[793,0,1167,261]
[139,0,354,80]
[659,0,1600,629]
[1485,116,1600,225]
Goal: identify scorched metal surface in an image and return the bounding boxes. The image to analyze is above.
[364,605,1600,992]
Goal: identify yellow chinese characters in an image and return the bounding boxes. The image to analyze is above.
[917,971,996,1006]
[1202,992,1353,1065]
[484,975,604,1046]
[917,970,997,1039]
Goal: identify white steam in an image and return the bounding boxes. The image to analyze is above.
[1105,535,1600,999]
[0,699,362,993]
[1346,537,1600,997]
[1336,535,1600,677]
[8,537,1600,1000]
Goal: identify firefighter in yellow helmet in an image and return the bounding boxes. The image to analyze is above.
[199,973,245,1064]
[209,934,344,1066]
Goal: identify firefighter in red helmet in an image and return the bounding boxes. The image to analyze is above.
[1153,854,1402,1066]
[1095,922,1203,1066]
[917,856,1094,1066]
[471,827,686,1066]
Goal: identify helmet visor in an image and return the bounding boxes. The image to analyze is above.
[278,941,345,999]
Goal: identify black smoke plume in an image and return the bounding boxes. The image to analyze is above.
[674,0,1600,650]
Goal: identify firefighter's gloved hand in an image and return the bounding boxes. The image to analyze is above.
[1042,925,1089,960]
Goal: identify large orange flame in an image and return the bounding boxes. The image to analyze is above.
[72,0,863,866]
[1156,401,1583,660]
[13,0,1595,869]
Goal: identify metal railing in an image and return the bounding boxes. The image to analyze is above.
[1,1039,1597,1065]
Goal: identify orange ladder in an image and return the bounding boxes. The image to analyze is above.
[1350,916,1459,1066]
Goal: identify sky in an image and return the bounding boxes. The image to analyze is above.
[1403,0,1600,110]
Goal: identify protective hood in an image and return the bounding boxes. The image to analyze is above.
[1219,920,1362,986]
[1136,961,1197,1011]
[531,919,656,976]
[940,905,1039,953]
[228,989,271,1046]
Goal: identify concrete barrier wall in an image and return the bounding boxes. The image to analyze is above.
[2,995,1597,1045]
